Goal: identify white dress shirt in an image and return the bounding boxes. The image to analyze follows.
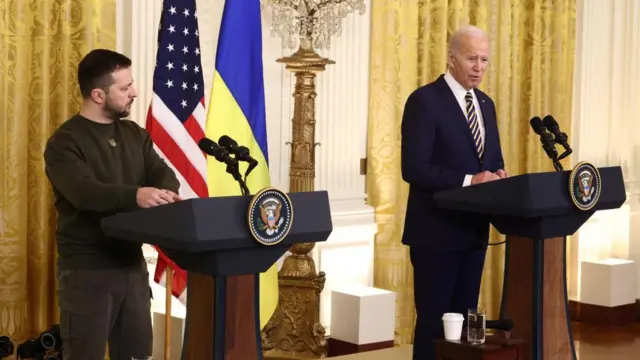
[443,71,486,187]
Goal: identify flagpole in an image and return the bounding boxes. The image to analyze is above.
[165,266,172,360]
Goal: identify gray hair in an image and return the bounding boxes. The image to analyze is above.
[448,25,489,54]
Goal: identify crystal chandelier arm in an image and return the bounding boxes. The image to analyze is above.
[263,0,300,12]
[262,0,365,50]
[308,0,349,16]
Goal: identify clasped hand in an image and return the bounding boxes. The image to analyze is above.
[136,187,183,208]
[471,169,508,185]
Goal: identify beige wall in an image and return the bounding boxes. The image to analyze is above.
[569,0,640,300]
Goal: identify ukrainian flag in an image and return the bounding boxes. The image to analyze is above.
[205,0,277,330]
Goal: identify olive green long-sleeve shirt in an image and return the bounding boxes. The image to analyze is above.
[44,115,180,269]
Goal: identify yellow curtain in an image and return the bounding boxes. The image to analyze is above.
[367,0,576,345]
[0,0,116,348]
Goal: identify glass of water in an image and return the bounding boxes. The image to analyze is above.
[467,307,486,344]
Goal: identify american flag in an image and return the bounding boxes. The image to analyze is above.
[145,0,207,303]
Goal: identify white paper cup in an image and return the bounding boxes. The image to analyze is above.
[442,313,464,341]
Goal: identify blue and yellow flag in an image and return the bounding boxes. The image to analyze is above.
[205,0,277,329]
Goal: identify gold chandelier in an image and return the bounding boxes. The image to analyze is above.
[259,0,367,358]
[261,0,366,49]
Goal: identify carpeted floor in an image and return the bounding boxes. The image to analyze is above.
[327,322,640,359]
[328,346,413,359]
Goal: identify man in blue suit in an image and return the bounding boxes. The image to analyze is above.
[400,25,507,360]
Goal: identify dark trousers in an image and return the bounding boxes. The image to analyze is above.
[410,247,487,360]
[57,261,153,360]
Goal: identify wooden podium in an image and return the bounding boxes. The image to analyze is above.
[434,166,626,360]
[101,190,333,360]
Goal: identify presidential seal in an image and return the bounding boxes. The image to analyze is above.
[569,161,602,211]
[247,187,293,246]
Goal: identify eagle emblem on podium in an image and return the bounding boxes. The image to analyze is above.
[259,199,285,235]
[569,162,602,211]
[248,188,293,246]
[578,171,595,202]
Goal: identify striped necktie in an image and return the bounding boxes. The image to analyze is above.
[465,91,484,160]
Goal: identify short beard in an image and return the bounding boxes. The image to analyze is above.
[103,98,131,120]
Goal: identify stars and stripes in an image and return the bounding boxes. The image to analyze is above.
[145,0,206,303]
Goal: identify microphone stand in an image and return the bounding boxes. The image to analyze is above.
[224,162,250,196]
[551,157,564,172]
[555,140,572,162]
[244,162,257,185]
[540,136,564,172]
[544,119,573,162]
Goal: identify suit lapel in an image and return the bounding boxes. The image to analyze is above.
[476,92,493,163]
[435,76,480,161]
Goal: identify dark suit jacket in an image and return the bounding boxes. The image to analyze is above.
[400,74,505,251]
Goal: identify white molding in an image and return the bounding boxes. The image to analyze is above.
[266,2,372,202]
[312,205,376,335]
[569,0,640,300]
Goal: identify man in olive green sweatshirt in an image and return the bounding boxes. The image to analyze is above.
[44,49,181,360]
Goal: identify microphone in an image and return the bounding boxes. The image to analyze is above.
[198,137,250,195]
[529,116,563,172]
[198,137,237,166]
[542,115,572,161]
[218,135,259,176]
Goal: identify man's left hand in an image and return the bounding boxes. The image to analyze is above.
[496,169,508,179]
